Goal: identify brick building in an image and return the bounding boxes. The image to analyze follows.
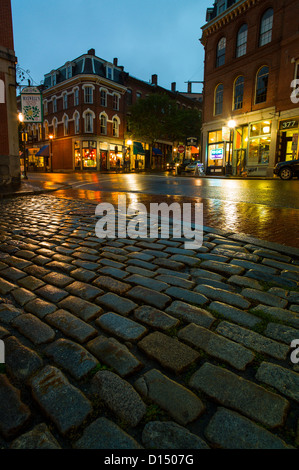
[0,0,20,184]
[201,0,299,176]
[23,49,202,172]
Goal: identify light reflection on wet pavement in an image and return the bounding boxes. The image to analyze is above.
[49,188,299,248]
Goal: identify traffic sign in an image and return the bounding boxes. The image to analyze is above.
[178,145,185,154]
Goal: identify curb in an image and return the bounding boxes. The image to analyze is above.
[0,184,72,200]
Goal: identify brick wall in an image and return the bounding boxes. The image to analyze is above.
[0,0,14,51]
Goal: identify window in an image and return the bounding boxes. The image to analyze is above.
[218,1,226,14]
[100,114,107,134]
[107,67,113,80]
[127,89,132,105]
[112,117,119,137]
[259,8,273,47]
[63,115,68,136]
[38,124,42,140]
[248,121,272,165]
[236,24,248,58]
[84,86,93,104]
[85,112,93,133]
[52,74,57,87]
[67,65,72,79]
[63,93,68,110]
[113,94,119,110]
[101,89,107,106]
[52,97,57,113]
[233,76,244,110]
[74,113,80,134]
[216,37,226,67]
[74,88,79,106]
[255,66,269,104]
[215,84,224,115]
[53,118,58,138]
[44,100,48,115]
[136,92,142,100]
[44,121,49,140]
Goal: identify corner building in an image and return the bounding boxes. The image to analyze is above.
[201,0,299,177]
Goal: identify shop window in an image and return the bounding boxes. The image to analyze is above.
[248,121,272,165]
[84,86,93,104]
[236,24,248,58]
[214,84,224,115]
[101,89,107,106]
[255,66,269,104]
[233,76,244,110]
[259,8,273,47]
[100,114,107,135]
[216,37,226,67]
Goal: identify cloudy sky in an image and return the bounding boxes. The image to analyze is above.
[11,0,212,93]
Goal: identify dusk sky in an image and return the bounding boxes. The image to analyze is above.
[11,0,212,94]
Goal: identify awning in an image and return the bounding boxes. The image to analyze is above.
[36,145,49,157]
[133,142,145,155]
[152,148,162,156]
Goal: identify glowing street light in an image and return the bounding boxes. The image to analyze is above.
[49,134,54,172]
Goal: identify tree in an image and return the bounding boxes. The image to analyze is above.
[128,93,201,150]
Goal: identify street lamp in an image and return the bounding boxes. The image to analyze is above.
[227,120,236,175]
[127,139,132,171]
[18,112,28,180]
[49,134,54,172]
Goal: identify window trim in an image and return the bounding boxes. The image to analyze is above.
[259,8,274,47]
[236,24,248,58]
[216,37,226,68]
[255,66,269,104]
[233,75,245,110]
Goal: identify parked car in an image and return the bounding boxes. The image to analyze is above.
[165,161,176,171]
[185,160,205,173]
[274,159,299,180]
[176,160,192,174]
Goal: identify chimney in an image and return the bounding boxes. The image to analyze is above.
[187,82,192,93]
[151,74,158,86]
[171,82,176,92]
[88,48,95,56]
[113,58,118,66]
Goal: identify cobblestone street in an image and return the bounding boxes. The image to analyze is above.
[0,194,299,449]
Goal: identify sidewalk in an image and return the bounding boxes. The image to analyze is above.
[0,179,71,199]
[0,193,298,449]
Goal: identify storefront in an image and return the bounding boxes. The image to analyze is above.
[133,142,146,170]
[206,129,233,175]
[277,118,299,163]
[82,140,97,170]
[29,147,48,171]
[109,144,123,170]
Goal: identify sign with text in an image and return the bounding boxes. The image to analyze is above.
[211,148,223,159]
[21,86,43,123]
[178,145,185,154]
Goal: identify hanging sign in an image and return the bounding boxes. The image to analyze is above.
[21,86,43,123]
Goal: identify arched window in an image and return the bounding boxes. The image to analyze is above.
[44,121,49,140]
[84,112,93,133]
[215,84,224,115]
[255,66,269,104]
[233,76,244,110]
[100,89,107,106]
[100,113,107,135]
[259,8,273,47]
[112,117,120,137]
[74,112,80,134]
[216,37,226,67]
[53,118,58,138]
[63,115,69,136]
[236,24,248,58]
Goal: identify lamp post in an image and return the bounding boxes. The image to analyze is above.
[227,119,236,175]
[18,112,28,180]
[49,134,53,172]
[127,139,132,172]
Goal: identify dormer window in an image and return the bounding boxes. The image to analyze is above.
[107,66,113,80]
[52,73,57,87]
[67,65,72,79]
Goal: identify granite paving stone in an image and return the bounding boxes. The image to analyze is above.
[228,275,263,291]
[155,274,195,289]
[44,338,98,380]
[65,281,104,300]
[165,300,215,328]
[12,313,55,345]
[216,321,289,360]
[0,304,22,324]
[152,258,185,271]
[46,309,97,343]
[125,265,157,278]
[165,286,208,308]
[156,268,191,280]
[126,274,170,292]
[96,312,147,341]
[142,421,210,449]
[0,375,31,439]
[265,322,299,345]
[42,272,74,288]
[135,369,205,425]
[205,407,292,449]
[73,417,142,449]
[5,336,43,381]
[138,331,200,374]
[251,305,299,329]
[99,266,129,280]
[10,423,61,449]
[127,258,158,271]
[92,276,131,295]
[169,254,201,267]
[262,258,299,272]
[194,277,236,292]
[30,366,92,435]
[87,336,143,377]
[17,275,45,291]
[58,295,103,321]
[199,260,245,276]
[134,305,180,331]
[96,292,137,316]
[11,287,36,306]
[190,269,225,281]
[91,370,146,427]
[0,267,27,281]
[256,362,299,403]
[208,301,262,328]
[127,286,171,309]
[194,284,251,309]
[241,288,288,308]
[36,284,69,303]
[190,362,289,428]
[24,298,57,319]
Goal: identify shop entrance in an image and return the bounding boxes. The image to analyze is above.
[280,132,298,162]
[101,151,108,171]
[277,120,299,163]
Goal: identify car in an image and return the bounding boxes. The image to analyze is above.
[176,160,192,174]
[274,158,299,180]
[185,160,205,173]
[165,161,176,171]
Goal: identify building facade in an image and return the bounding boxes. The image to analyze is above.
[0,0,20,185]
[201,0,299,176]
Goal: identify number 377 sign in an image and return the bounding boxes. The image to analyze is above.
[21,86,43,123]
